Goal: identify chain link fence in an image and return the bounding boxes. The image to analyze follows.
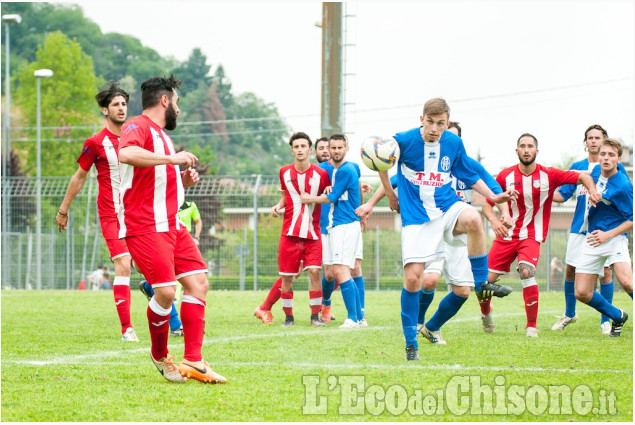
[1,174,631,292]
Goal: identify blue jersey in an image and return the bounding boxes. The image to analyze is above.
[453,156,502,204]
[587,165,633,235]
[318,161,360,234]
[326,161,361,228]
[393,127,479,226]
[558,159,627,234]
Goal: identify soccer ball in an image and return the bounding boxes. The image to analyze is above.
[360,136,400,172]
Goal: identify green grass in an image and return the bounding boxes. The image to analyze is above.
[1,289,632,421]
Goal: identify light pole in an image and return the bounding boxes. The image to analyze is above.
[2,14,21,288]
[35,68,53,290]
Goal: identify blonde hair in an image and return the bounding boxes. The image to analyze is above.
[601,138,623,157]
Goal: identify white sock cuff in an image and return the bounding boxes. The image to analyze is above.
[521,277,537,288]
[112,276,131,286]
[181,294,205,307]
[149,296,172,316]
[281,299,294,308]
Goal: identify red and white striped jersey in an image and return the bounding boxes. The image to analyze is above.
[280,163,330,240]
[76,128,122,219]
[118,115,184,238]
[493,164,580,242]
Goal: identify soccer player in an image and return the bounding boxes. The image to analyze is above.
[118,74,226,384]
[551,125,627,333]
[377,98,517,361]
[482,133,600,338]
[56,82,139,342]
[301,134,364,328]
[573,138,632,337]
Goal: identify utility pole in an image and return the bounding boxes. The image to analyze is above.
[320,2,343,137]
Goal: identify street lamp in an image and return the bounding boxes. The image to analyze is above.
[34,68,53,290]
[2,13,21,289]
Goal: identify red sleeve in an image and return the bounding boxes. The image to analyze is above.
[120,119,147,150]
[547,167,580,188]
[76,137,97,172]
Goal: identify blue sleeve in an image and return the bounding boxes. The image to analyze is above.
[467,157,502,195]
[326,167,354,203]
[451,141,479,186]
[557,183,575,201]
[354,162,361,177]
[615,179,634,222]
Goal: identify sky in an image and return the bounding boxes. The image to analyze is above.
[77,0,634,175]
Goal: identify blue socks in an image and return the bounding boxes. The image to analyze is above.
[426,292,468,332]
[564,280,576,318]
[468,254,488,292]
[339,279,359,321]
[322,277,335,307]
[418,289,435,325]
[401,288,419,349]
[353,276,365,320]
[599,281,614,324]
[587,291,622,321]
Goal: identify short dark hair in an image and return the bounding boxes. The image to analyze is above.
[328,133,348,146]
[141,74,182,110]
[289,132,312,147]
[601,138,623,157]
[315,137,329,149]
[95,81,129,108]
[517,133,538,148]
[448,121,462,137]
[584,124,608,141]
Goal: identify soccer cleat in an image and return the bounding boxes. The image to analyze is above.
[138,281,152,301]
[179,359,227,384]
[420,325,447,345]
[480,313,495,333]
[405,344,419,361]
[609,311,628,337]
[320,305,336,323]
[358,318,368,327]
[476,282,513,299]
[282,315,294,327]
[121,327,140,342]
[551,314,577,331]
[417,323,425,335]
[311,314,325,326]
[253,307,273,324]
[170,327,184,337]
[526,327,538,338]
[151,354,187,383]
[339,318,359,328]
[600,322,611,335]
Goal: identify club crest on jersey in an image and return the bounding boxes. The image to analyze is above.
[440,156,451,171]
[82,146,89,154]
[533,179,541,188]
[457,180,467,190]
[122,123,139,136]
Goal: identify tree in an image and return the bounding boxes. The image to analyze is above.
[171,48,212,97]
[13,31,103,177]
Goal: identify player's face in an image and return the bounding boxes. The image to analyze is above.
[516,136,538,166]
[328,139,347,164]
[599,145,620,173]
[585,129,604,155]
[164,90,180,131]
[315,141,330,163]
[420,113,449,143]
[291,138,312,162]
[104,95,127,125]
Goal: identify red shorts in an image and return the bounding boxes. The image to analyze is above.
[125,227,207,288]
[488,238,541,274]
[100,216,129,260]
[278,235,322,275]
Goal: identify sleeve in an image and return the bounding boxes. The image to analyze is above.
[487,170,507,206]
[76,138,97,171]
[318,168,330,195]
[614,180,634,222]
[549,167,580,187]
[389,174,398,189]
[191,202,201,221]
[120,122,147,149]
[450,141,480,186]
[326,167,354,204]
[557,182,575,201]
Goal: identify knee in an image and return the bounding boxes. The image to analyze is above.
[422,274,439,291]
[351,263,362,278]
[518,264,535,280]
[452,285,470,298]
[404,274,421,291]
[464,211,484,235]
[114,256,132,276]
[574,288,591,303]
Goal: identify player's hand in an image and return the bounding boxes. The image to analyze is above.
[387,193,400,213]
[181,168,199,188]
[355,203,373,219]
[271,203,283,217]
[277,185,285,196]
[360,216,368,231]
[500,213,513,229]
[171,151,198,168]
[586,230,610,247]
[490,218,509,239]
[56,211,68,232]
[588,192,602,207]
[493,189,518,204]
[323,186,333,195]
[361,183,372,194]
[193,238,200,246]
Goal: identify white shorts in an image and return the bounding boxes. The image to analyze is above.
[322,232,333,266]
[329,221,361,269]
[402,202,470,267]
[355,229,363,260]
[576,235,632,275]
[423,243,474,287]
[565,233,611,269]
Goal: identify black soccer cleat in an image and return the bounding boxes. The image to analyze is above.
[282,315,295,327]
[138,280,152,301]
[405,344,419,361]
[476,282,513,300]
[609,311,628,337]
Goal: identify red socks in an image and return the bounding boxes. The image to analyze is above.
[478,296,492,316]
[113,276,131,334]
[147,298,170,360]
[309,290,323,315]
[523,284,539,328]
[260,277,282,311]
[281,291,294,317]
[181,295,207,362]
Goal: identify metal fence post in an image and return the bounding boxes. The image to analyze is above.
[375,226,380,291]
[240,227,247,291]
[80,173,94,284]
[253,174,261,290]
[546,227,551,292]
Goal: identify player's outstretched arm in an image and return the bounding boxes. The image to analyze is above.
[472,179,518,204]
[119,146,198,168]
[482,202,510,239]
[300,193,330,204]
[578,173,601,206]
[57,166,89,232]
[355,184,386,219]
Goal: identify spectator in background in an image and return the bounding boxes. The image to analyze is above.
[179,200,203,245]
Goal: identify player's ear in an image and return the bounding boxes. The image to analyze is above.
[102,107,108,117]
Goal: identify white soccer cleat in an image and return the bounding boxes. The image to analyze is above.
[339,318,359,328]
[480,313,495,333]
[151,354,187,383]
[551,314,577,331]
[526,327,538,338]
[358,318,368,327]
[122,327,140,342]
[420,325,447,345]
[600,322,611,335]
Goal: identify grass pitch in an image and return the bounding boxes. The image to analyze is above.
[1,288,632,421]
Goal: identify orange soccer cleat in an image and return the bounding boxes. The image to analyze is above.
[320,305,336,324]
[179,359,227,384]
[254,307,273,324]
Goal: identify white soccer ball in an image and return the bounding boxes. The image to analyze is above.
[360,136,400,172]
